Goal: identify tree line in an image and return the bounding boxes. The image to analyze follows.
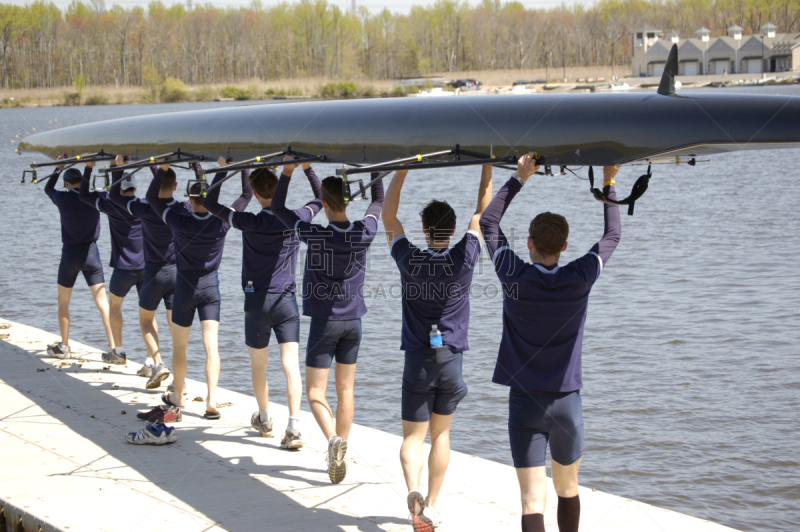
[1,0,798,90]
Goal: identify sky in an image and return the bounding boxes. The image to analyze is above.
[6,0,592,16]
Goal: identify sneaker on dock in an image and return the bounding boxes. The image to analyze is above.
[250,412,273,437]
[47,342,71,359]
[102,348,127,366]
[418,506,444,532]
[146,364,170,390]
[136,365,153,378]
[326,436,348,484]
[148,405,182,423]
[137,405,166,421]
[280,429,303,450]
[125,423,176,445]
[407,490,427,530]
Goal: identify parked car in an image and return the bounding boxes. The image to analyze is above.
[448,79,482,90]
[512,80,530,86]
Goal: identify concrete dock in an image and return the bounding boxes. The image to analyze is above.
[0,318,737,532]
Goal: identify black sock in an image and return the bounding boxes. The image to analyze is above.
[557,495,581,532]
[521,513,545,532]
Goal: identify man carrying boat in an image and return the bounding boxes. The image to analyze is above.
[272,158,384,484]
[147,160,252,420]
[79,158,144,367]
[382,166,492,531]
[204,159,322,449]
[479,154,621,532]
[42,156,116,361]
[109,156,191,390]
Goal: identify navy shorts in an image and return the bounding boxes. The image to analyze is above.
[57,242,104,288]
[402,348,468,422]
[508,388,583,468]
[306,318,361,368]
[171,270,221,327]
[244,291,300,349]
[139,262,176,312]
[109,268,144,298]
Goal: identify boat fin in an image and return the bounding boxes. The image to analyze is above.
[657,44,679,96]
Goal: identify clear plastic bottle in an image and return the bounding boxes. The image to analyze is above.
[429,324,443,348]
[245,281,254,293]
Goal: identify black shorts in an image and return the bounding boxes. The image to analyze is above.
[508,388,583,468]
[171,270,221,327]
[244,291,300,349]
[305,317,361,369]
[57,242,104,288]
[402,348,468,422]
[109,268,144,298]
[138,262,176,312]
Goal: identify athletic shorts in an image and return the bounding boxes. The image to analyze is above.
[138,262,176,312]
[57,242,104,288]
[508,388,583,468]
[305,317,361,368]
[109,268,144,298]
[171,270,221,327]
[244,290,300,349]
[402,348,468,422]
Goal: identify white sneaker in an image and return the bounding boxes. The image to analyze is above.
[326,436,348,484]
[47,342,71,359]
[125,423,177,445]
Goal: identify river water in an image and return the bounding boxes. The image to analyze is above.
[1,88,798,532]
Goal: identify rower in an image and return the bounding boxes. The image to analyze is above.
[382,165,492,531]
[204,158,322,449]
[42,156,115,361]
[79,158,144,366]
[272,156,384,484]
[108,155,190,391]
[147,161,252,421]
[479,154,621,532]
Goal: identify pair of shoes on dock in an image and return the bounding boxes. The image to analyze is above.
[407,490,444,532]
[137,405,182,423]
[250,412,304,450]
[126,423,176,445]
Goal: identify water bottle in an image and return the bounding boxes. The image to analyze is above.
[245,281,254,293]
[429,324,443,348]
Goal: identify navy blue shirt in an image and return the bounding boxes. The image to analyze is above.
[272,173,384,320]
[44,170,101,245]
[148,167,252,272]
[79,167,144,270]
[109,168,191,265]
[391,231,482,353]
[204,167,322,293]
[479,177,621,392]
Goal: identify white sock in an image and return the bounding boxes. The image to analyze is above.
[258,410,270,423]
[287,416,300,432]
[144,358,155,368]
[114,346,125,355]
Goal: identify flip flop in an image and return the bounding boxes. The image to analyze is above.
[204,410,221,420]
[161,392,181,409]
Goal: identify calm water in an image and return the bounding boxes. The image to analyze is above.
[1,89,798,532]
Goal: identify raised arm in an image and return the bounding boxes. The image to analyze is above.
[230,169,253,212]
[271,159,302,231]
[203,158,232,221]
[468,165,493,236]
[364,171,384,221]
[43,169,60,200]
[145,164,170,218]
[78,164,101,208]
[382,170,407,245]
[480,154,539,257]
[303,163,322,200]
[590,166,621,265]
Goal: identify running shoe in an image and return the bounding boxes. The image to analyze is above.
[250,412,273,437]
[137,405,167,421]
[148,405,182,423]
[136,365,153,378]
[125,422,176,445]
[47,342,71,360]
[407,490,428,531]
[418,506,444,532]
[326,436,348,484]
[102,348,126,365]
[280,429,303,450]
[145,364,170,390]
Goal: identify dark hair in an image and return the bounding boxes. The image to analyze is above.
[249,167,278,199]
[188,182,205,197]
[529,212,569,256]
[420,199,456,242]
[62,168,82,184]
[160,168,177,191]
[321,176,346,212]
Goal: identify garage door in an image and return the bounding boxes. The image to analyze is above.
[684,62,698,75]
[714,61,726,74]
[651,64,665,76]
[746,59,762,73]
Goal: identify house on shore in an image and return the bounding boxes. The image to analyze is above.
[631,23,800,76]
